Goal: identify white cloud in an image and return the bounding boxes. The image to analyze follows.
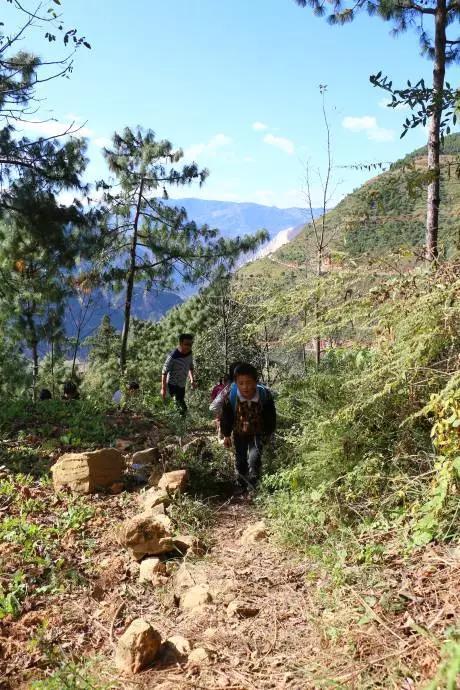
[263,133,295,155]
[252,121,269,131]
[18,118,94,139]
[342,115,395,143]
[184,133,232,160]
[243,155,255,162]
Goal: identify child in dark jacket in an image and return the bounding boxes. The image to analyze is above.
[220,363,276,493]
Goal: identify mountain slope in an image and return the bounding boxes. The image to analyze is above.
[242,133,460,278]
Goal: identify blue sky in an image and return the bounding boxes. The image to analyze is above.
[8,0,456,208]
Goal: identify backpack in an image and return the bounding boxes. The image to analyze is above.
[228,382,268,412]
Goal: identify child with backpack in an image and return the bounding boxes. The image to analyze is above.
[220,363,276,494]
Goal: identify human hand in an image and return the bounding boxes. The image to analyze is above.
[223,437,232,449]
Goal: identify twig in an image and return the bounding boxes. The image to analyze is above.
[331,641,423,683]
[349,586,405,642]
[110,601,126,646]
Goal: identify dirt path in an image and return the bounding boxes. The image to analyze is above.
[119,501,331,690]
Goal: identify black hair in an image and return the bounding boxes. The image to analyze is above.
[128,381,140,390]
[39,388,52,401]
[179,333,194,343]
[229,361,243,381]
[234,363,258,382]
[223,373,231,384]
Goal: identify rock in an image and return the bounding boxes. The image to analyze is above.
[139,557,164,583]
[240,521,268,545]
[114,618,161,674]
[51,448,124,494]
[188,647,210,664]
[140,487,170,512]
[119,513,173,561]
[157,469,188,493]
[150,502,165,515]
[172,535,206,556]
[110,482,125,495]
[181,584,212,610]
[174,563,208,598]
[132,448,159,466]
[166,635,192,656]
[227,599,260,619]
[147,466,164,487]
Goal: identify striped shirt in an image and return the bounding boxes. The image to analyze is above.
[162,349,194,387]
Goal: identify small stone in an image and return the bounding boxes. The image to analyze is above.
[240,521,268,545]
[132,448,159,465]
[172,535,206,556]
[227,599,259,619]
[140,487,170,512]
[110,482,125,495]
[166,635,192,656]
[119,513,173,561]
[203,627,218,640]
[188,647,210,664]
[114,618,161,674]
[158,469,188,492]
[174,564,200,590]
[147,466,163,487]
[139,557,163,583]
[181,584,212,610]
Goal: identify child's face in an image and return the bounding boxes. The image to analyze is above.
[179,339,193,354]
[236,374,257,400]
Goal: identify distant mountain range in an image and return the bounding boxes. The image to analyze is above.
[65,199,318,342]
[167,198,313,239]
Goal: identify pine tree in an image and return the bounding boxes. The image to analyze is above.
[100,126,267,373]
[294,0,460,260]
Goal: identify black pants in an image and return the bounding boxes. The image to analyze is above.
[168,383,187,415]
[233,434,263,488]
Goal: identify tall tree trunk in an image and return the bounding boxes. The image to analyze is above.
[314,248,322,368]
[426,0,447,261]
[26,312,39,401]
[50,340,55,397]
[120,180,144,373]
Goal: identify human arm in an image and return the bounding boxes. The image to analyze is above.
[161,352,173,398]
[188,367,196,388]
[220,398,234,439]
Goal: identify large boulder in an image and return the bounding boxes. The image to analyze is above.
[114,618,161,674]
[157,469,188,492]
[51,448,124,494]
[119,513,173,561]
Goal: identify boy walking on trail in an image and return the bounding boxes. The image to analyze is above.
[161,334,196,415]
[220,363,276,494]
